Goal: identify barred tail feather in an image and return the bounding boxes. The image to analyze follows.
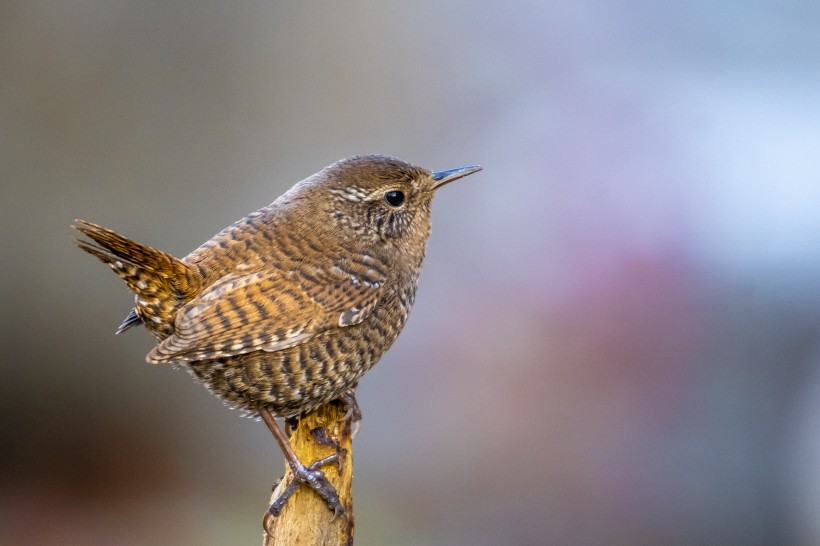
[73,219,202,334]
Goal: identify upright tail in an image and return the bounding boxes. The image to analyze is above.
[73,219,203,336]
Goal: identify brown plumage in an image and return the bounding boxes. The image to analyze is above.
[74,154,481,517]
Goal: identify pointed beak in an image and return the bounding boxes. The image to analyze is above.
[430,165,482,190]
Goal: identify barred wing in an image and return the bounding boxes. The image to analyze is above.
[147,259,386,363]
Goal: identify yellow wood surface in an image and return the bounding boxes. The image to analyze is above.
[262,401,354,545]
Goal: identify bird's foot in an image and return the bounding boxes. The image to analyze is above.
[264,453,343,528]
[337,389,362,438]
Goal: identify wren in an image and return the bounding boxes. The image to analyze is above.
[74,155,481,518]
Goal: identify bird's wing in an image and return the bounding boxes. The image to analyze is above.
[147,258,386,363]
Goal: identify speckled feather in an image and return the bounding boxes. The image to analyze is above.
[74,155,479,418]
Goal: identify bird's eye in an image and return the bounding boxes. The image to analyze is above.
[384,190,405,207]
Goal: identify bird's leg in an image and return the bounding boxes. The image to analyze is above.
[259,408,343,519]
[337,387,362,439]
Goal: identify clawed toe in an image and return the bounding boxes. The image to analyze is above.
[337,389,362,438]
[266,453,344,520]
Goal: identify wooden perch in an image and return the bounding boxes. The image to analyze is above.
[262,401,355,546]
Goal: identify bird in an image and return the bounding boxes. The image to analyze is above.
[73,154,481,518]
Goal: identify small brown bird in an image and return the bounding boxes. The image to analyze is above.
[74,155,480,517]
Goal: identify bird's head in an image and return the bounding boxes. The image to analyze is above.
[297,155,481,252]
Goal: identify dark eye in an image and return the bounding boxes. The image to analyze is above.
[384,190,405,207]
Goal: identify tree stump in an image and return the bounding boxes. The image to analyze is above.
[262,401,354,545]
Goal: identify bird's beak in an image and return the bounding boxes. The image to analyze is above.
[430,165,482,190]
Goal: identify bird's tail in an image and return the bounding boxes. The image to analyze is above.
[73,219,202,334]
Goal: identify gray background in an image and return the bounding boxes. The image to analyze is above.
[4,1,820,544]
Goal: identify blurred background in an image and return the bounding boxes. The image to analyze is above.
[3,1,820,544]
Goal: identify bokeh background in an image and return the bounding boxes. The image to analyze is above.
[3,1,820,544]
